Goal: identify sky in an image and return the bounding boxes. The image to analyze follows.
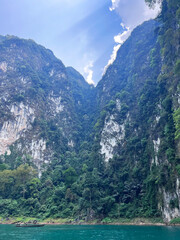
[0,0,160,85]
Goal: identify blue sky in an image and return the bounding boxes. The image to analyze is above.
[0,0,160,84]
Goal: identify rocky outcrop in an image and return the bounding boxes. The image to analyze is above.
[0,103,35,155]
[100,114,127,162]
[160,178,180,222]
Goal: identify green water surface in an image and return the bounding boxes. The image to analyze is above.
[0,225,180,240]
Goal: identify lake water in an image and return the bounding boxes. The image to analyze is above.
[1,224,180,240]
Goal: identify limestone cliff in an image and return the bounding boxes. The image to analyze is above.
[94,1,180,222]
[0,36,80,173]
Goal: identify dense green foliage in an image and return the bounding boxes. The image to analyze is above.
[174,108,180,140]
[170,217,180,224]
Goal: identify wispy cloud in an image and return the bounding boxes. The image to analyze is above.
[109,0,121,11]
[104,0,161,72]
[103,24,130,74]
[114,23,131,45]
[84,61,95,85]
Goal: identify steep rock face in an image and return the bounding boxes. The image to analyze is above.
[0,36,80,172]
[0,102,35,155]
[159,180,180,222]
[97,20,161,162]
[97,20,160,107]
[100,113,128,162]
[95,2,180,221]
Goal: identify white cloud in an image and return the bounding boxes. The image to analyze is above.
[103,23,131,75]
[103,44,120,74]
[84,61,95,85]
[103,24,131,74]
[104,0,161,72]
[110,0,161,29]
[109,0,121,11]
[114,25,130,45]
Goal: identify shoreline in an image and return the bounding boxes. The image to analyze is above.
[1,220,180,226]
[43,222,167,226]
[1,216,180,226]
